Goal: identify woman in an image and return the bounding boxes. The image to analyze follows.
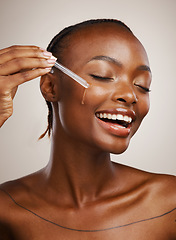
[0,19,175,239]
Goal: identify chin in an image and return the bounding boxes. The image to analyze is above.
[110,147,128,155]
[110,143,129,154]
[94,136,130,155]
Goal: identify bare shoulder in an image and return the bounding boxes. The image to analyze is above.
[0,180,22,216]
[0,179,27,238]
[0,172,43,237]
[125,164,175,196]
[133,167,176,236]
[146,172,176,237]
[113,163,176,207]
[0,173,43,237]
[0,178,30,219]
[126,166,176,237]
[147,172,176,206]
[131,166,176,207]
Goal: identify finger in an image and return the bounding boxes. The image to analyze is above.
[8,68,52,87]
[0,46,53,65]
[0,57,56,75]
[0,45,40,56]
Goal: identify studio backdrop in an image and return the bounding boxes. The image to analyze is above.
[0,0,175,183]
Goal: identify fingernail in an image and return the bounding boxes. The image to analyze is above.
[40,47,46,51]
[43,51,52,58]
[47,59,56,64]
[45,67,52,72]
[50,55,57,61]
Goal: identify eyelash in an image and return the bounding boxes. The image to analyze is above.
[90,75,151,92]
[89,74,113,81]
[134,84,151,92]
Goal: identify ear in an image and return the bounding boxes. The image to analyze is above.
[40,72,60,102]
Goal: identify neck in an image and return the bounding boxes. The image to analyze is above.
[43,125,117,207]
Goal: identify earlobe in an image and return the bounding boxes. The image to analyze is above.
[40,73,60,102]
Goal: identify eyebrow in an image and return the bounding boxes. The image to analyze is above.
[88,55,152,73]
[137,65,152,73]
[88,55,122,67]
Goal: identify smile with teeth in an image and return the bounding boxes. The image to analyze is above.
[95,112,132,128]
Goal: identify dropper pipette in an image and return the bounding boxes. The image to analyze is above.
[53,61,90,89]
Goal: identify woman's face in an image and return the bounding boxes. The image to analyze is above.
[55,23,151,154]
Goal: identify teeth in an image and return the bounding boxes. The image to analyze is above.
[128,117,132,123]
[116,114,123,121]
[96,112,133,123]
[112,114,117,120]
[124,115,132,123]
[123,116,129,122]
[107,114,111,119]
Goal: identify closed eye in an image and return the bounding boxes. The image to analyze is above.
[89,74,114,81]
[134,84,151,92]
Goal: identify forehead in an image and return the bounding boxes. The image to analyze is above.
[61,23,149,68]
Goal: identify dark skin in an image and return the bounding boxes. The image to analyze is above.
[0,23,175,239]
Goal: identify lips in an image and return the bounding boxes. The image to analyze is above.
[95,108,136,137]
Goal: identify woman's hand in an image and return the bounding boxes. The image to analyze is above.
[0,45,56,127]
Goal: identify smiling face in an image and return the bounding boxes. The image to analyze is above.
[53,23,151,154]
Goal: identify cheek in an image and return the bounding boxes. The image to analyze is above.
[132,95,150,137]
[57,83,110,143]
[57,84,95,139]
[138,95,150,120]
[83,83,111,107]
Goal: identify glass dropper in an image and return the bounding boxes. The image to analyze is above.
[53,61,90,89]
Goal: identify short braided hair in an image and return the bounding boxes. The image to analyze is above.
[40,19,133,139]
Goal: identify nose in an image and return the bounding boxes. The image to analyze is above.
[111,82,138,105]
